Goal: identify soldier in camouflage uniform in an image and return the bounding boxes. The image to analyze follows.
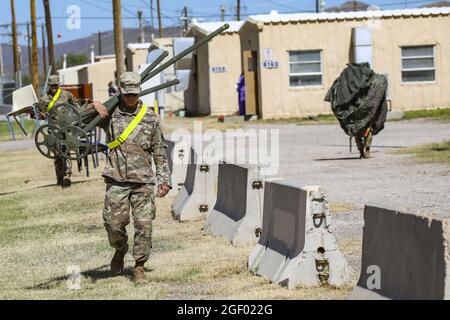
[354,74,388,159]
[35,75,81,188]
[94,72,172,284]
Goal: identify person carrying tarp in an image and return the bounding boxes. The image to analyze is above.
[325,63,388,159]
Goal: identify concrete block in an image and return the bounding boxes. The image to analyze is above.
[350,202,450,300]
[386,111,404,121]
[248,179,351,288]
[165,139,195,197]
[204,163,264,245]
[171,162,218,221]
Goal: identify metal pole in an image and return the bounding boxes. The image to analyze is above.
[0,44,3,75]
[157,0,163,38]
[137,10,145,43]
[237,0,241,21]
[27,22,32,78]
[41,23,47,75]
[220,5,225,22]
[98,31,102,56]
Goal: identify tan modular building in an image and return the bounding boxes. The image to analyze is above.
[184,21,244,116]
[126,43,151,72]
[239,7,450,119]
[59,57,116,102]
[148,37,185,112]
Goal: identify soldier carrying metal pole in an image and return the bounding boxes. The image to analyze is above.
[91,72,171,284]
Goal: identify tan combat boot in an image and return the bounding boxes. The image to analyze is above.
[110,244,128,276]
[133,261,146,285]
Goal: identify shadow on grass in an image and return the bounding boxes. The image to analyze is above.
[0,178,101,197]
[26,264,155,289]
[314,157,361,161]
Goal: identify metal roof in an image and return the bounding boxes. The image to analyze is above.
[247,7,450,25]
[189,20,244,35]
[127,43,151,50]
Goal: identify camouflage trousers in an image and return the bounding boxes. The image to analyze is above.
[103,180,156,263]
[54,157,72,183]
[355,128,373,159]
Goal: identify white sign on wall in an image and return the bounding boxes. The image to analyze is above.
[263,61,279,69]
[263,48,273,60]
[211,66,227,73]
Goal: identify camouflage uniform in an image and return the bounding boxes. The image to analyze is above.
[37,76,81,186]
[354,74,387,159]
[98,96,172,264]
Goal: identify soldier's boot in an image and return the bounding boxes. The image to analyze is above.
[355,136,365,159]
[62,160,72,188]
[62,177,72,188]
[363,130,373,159]
[133,261,146,285]
[110,244,128,276]
[364,146,371,159]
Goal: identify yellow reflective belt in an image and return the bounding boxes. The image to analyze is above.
[107,104,148,149]
[47,88,61,111]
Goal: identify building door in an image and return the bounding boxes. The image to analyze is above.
[243,50,259,116]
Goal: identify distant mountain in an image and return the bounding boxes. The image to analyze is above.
[420,1,450,7]
[0,26,181,77]
[325,1,371,12]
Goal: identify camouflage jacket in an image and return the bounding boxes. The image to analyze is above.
[36,89,81,117]
[98,100,172,187]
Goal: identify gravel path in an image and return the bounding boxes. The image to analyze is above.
[258,119,450,274]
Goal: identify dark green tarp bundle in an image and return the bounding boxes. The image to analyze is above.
[325,63,388,137]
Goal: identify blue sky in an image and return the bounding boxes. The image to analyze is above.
[0,0,441,45]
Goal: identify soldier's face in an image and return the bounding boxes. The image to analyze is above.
[122,93,139,109]
[49,85,59,95]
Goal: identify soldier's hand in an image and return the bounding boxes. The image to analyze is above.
[91,101,109,118]
[157,183,170,198]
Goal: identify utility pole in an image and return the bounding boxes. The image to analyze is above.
[98,31,102,56]
[181,6,188,35]
[10,0,20,79]
[150,0,155,38]
[220,5,226,22]
[112,0,125,81]
[31,0,39,92]
[41,23,47,75]
[137,10,145,43]
[27,22,32,78]
[43,0,56,74]
[0,45,4,76]
[157,0,163,38]
[316,0,319,13]
[236,0,241,21]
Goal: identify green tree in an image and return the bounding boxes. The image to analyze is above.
[56,53,89,70]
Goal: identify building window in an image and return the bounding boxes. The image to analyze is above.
[401,46,435,82]
[289,50,322,87]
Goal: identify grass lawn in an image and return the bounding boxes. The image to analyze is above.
[396,140,450,165]
[0,120,37,142]
[402,108,450,121]
[0,148,352,299]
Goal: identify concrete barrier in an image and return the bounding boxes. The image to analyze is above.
[350,202,450,300]
[171,161,218,221]
[248,179,351,288]
[165,140,196,197]
[204,163,264,245]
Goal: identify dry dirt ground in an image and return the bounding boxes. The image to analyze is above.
[0,118,449,299]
